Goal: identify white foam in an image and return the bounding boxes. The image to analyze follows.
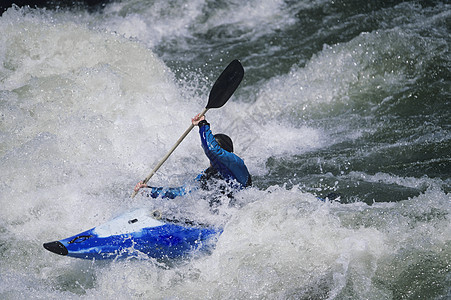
[1,3,450,299]
[0,7,194,240]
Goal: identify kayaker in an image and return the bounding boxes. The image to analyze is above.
[134,113,252,206]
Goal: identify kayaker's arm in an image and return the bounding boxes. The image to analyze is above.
[196,120,251,187]
[145,186,187,199]
[134,181,189,199]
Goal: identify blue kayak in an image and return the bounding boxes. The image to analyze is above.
[43,208,222,260]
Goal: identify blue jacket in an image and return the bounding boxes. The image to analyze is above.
[146,122,251,199]
[198,122,251,187]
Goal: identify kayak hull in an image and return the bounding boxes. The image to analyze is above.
[43,208,221,260]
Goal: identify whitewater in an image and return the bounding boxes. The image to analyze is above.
[0,1,449,299]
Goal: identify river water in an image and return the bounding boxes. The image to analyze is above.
[0,0,450,299]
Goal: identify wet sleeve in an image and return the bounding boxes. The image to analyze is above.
[146,176,202,199]
[199,124,251,186]
[146,186,188,199]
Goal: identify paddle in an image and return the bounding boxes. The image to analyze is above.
[131,59,244,198]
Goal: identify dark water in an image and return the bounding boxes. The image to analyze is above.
[149,0,451,204]
[0,0,449,299]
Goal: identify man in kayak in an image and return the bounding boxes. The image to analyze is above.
[134,113,252,206]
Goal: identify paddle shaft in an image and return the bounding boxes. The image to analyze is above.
[130,59,244,198]
[131,107,208,198]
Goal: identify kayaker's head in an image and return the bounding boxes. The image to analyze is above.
[214,134,233,152]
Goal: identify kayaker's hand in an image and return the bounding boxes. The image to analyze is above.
[134,181,147,193]
[191,113,205,126]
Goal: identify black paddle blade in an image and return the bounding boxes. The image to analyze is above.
[207,59,244,109]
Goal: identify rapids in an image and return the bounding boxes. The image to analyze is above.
[1,1,449,299]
